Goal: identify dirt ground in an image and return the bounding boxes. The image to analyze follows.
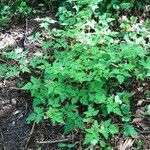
[0,81,66,150]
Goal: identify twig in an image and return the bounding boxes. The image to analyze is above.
[25,122,35,149]
[0,125,6,150]
[25,102,28,116]
[37,138,69,144]
[24,18,28,48]
[111,63,119,67]
[136,128,150,134]
[9,87,22,90]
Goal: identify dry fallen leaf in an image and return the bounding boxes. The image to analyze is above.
[118,139,134,150]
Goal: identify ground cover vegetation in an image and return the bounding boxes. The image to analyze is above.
[0,0,150,149]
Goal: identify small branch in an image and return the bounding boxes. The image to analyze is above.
[24,18,28,48]
[25,122,35,149]
[9,87,22,90]
[0,85,23,91]
[136,128,150,134]
[9,86,24,91]
[37,138,69,144]
[0,125,6,150]
[111,63,119,67]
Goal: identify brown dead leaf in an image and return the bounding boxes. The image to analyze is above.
[132,118,143,123]
[118,139,135,150]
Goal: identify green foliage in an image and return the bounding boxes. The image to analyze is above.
[58,143,75,149]
[0,0,149,149]
[147,105,150,115]
[0,47,30,79]
[0,6,11,28]
[0,0,62,30]
[124,124,138,137]
[136,140,143,150]
[0,1,32,30]
[16,1,32,15]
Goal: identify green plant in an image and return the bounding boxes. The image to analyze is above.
[0,47,29,79]
[136,140,143,150]
[147,104,150,115]
[58,143,75,149]
[16,1,32,15]
[0,5,11,28]
[0,0,33,30]
[0,0,149,149]
[20,0,149,148]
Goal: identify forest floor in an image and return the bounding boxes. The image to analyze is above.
[0,12,150,150]
[0,13,66,150]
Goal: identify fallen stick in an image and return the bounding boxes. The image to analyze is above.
[37,138,68,144]
[0,125,6,150]
[25,121,35,149]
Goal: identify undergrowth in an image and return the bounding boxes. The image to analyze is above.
[0,0,59,29]
[0,0,150,149]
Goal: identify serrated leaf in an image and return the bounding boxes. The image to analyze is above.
[84,106,99,117]
[26,113,36,123]
[124,124,138,137]
[116,75,125,84]
[147,105,150,115]
[100,128,109,139]
[99,140,106,148]
[109,124,119,134]
[121,104,130,114]
[22,82,32,90]
[84,121,100,144]
[40,22,49,30]
[46,107,64,125]
[64,117,75,133]
[41,40,52,50]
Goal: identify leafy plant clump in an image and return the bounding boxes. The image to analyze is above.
[0,1,32,29]
[1,0,150,149]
